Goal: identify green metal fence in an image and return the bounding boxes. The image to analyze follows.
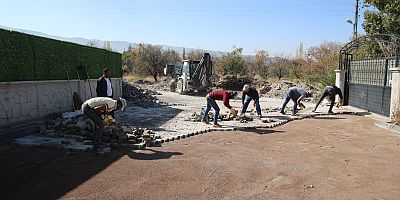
[0,28,122,82]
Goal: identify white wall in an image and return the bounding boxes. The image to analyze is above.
[0,78,122,127]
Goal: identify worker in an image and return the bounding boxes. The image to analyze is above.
[280,86,311,115]
[96,68,114,117]
[202,90,238,128]
[96,67,113,98]
[312,85,343,114]
[81,97,127,152]
[240,84,262,118]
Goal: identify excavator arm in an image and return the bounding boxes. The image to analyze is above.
[192,53,213,88]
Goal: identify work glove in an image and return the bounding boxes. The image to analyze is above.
[103,115,115,126]
[298,102,305,109]
[230,108,238,118]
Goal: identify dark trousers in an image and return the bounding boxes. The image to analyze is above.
[313,90,335,112]
[83,104,104,150]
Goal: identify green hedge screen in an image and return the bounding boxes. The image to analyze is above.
[0,28,122,82]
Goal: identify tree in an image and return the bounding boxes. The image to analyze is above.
[186,49,205,60]
[122,49,134,74]
[216,47,245,76]
[363,0,400,35]
[289,58,306,79]
[305,41,342,85]
[272,56,290,80]
[306,41,341,74]
[254,50,269,79]
[133,43,165,82]
[163,49,181,65]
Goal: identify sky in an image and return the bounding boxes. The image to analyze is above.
[0,0,364,56]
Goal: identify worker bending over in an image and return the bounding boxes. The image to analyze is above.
[81,97,127,152]
[202,90,238,128]
[312,85,343,114]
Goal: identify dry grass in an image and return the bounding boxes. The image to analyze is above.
[123,74,168,84]
[123,74,155,83]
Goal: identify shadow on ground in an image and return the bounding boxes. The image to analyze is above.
[0,145,182,200]
[127,149,183,160]
[240,129,285,135]
[313,116,345,120]
[0,105,186,200]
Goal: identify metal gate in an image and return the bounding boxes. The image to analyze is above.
[339,34,400,116]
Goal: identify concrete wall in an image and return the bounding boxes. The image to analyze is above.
[0,78,122,127]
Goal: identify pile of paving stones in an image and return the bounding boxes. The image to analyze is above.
[41,114,161,149]
[122,80,165,107]
[187,110,255,123]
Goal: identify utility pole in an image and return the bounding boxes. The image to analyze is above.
[354,0,359,41]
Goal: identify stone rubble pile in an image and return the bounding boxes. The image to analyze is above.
[41,114,161,148]
[134,78,173,92]
[188,110,256,123]
[260,81,319,102]
[216,75,252,90]
[122,80,166,107]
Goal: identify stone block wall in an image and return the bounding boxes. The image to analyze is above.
[0,78,122,127]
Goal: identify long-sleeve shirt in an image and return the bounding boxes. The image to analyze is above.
[81,97,117,112]
[242,88,259,104]
[288,87,308,100]
[208,90,232,109]
[326,85,343,99]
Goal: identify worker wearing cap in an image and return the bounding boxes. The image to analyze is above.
[312,85,343,114]
[280,87,310,115]
[202,90,238,128]
[81,97,127,151]
[241,84,262,118]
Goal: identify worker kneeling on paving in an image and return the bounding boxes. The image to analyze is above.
[241,84,262,118]
[81,97,127,151]
[280,87,311,115]
[202,90,238,128]
[312,85,343,114]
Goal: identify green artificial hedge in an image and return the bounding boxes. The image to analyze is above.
[0,28,122,82]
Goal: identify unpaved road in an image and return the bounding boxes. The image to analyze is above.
[1,114,399,200]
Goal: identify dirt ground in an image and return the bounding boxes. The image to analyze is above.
[1,114,399,200]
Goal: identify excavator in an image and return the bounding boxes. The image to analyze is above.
[164,53,213,94]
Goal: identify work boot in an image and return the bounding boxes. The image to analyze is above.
[213,124,222,128]
[280,111,286,115]
[257,114,262,119]
[327,111,334,114]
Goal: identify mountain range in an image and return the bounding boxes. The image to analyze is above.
[0,25,226,56]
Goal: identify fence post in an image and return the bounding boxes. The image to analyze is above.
[335,69,346,103]
[389,67,400,119]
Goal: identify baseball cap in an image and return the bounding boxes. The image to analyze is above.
[242,84,250,91]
